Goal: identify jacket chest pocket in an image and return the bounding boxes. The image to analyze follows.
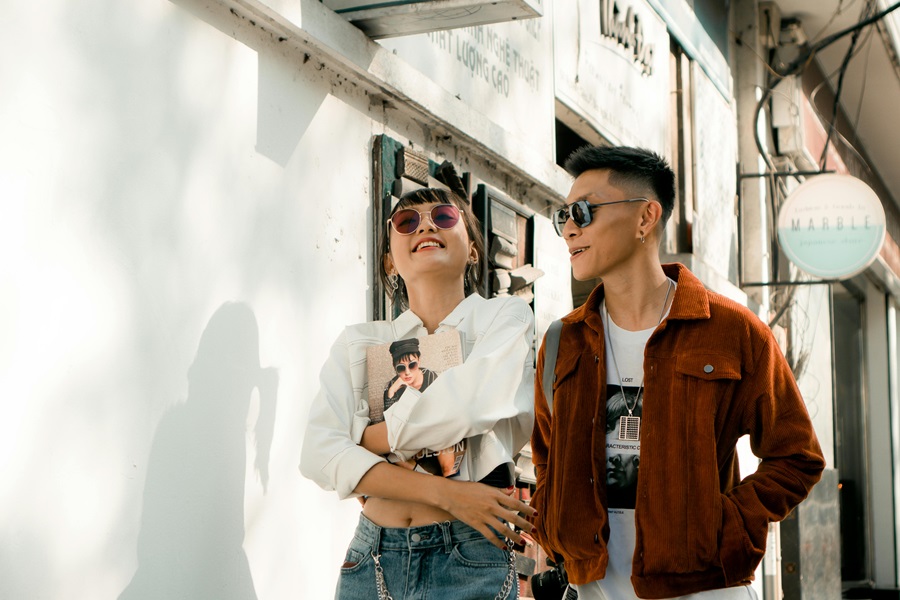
[551,353,582,395]
[674,353,742,415]
[672,353,742,474]
[549,353,582,439]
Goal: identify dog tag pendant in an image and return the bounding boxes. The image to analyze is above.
[618,415,641,441]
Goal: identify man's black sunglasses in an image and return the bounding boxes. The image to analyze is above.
[552,198,649,236]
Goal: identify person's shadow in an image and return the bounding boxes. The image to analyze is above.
[119,302,277,600]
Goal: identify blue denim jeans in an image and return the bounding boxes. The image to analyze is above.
[336,513,517,600]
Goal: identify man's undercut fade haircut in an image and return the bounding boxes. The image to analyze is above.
[564,145,676,227]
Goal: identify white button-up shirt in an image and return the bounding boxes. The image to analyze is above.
[300,294,535,499]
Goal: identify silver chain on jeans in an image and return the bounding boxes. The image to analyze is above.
[372,536,517,600]
[372,552,394,600]
[496,537,517,599]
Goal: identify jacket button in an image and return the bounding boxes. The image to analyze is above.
[589,477,594,485]
[704,364,714,373]
[594,533,599,543]
[594,355,599,362]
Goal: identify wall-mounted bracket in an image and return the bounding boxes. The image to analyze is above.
[737,169,835,287]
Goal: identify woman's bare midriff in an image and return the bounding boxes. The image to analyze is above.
[363,497,455,528]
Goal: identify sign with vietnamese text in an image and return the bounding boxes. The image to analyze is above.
[379,16,553,157]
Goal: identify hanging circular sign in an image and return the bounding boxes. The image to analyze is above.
[776,174,886,279]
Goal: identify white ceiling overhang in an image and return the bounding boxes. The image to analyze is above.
[774,0,900,204]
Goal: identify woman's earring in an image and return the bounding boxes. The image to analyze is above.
[640,233,645,244]
[388,273,399,292]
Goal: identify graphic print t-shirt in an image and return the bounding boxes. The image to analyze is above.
[595,306,654,600]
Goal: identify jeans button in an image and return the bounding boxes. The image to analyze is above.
[411,533,422,542]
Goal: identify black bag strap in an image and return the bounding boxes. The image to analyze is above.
[537,320,576,598]
[541,320,563,414]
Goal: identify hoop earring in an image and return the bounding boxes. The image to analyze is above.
[388,273,399,292]
[466,262,476,287]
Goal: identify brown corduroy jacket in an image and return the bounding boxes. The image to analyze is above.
[530,263,825,599]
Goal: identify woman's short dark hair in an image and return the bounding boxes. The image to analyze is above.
[378,187,486,311]
[564,145,676,227]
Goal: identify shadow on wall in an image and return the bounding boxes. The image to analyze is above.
[256,52,328,167]
[119,302,277,600]
[171,0,330,167]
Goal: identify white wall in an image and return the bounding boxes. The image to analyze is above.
[0,1,386,597]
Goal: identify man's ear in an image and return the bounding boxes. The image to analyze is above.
[640,201,663,231]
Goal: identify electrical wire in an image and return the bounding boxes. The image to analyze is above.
[779,1,900,78]
[806,30,878,176]
[851,21,875,144]
[751,0,899,189]
[805,19,877,118]
[808,0,862,44]
[819,1,877,169]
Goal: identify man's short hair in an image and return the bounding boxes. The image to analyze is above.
[564,145,676,227]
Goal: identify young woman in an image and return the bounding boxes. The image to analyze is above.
[300,185,537,599]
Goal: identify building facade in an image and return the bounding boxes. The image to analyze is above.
[3,0,900,598]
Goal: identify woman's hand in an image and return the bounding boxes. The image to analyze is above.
[387,378,407,398]
[354,463,537,550]
[436,479,537,550]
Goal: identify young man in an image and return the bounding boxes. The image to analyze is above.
[530,146,825,599]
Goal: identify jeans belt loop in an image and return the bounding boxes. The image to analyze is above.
[440,520,453,553]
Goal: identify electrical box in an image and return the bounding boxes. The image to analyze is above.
[772,75,817,170]
[772,75,803,156]
[323,0,543,39]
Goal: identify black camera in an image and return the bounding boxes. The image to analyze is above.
[530,559,576,600]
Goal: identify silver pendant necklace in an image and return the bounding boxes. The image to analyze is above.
[602,278,674,442]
